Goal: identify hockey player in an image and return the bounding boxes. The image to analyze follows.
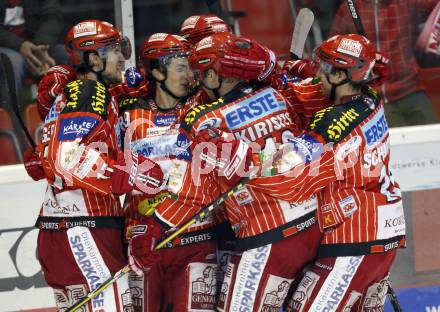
[35,20,164,311]
[247,34,405,311]
[149,32,322,311]
[123,33,223,312]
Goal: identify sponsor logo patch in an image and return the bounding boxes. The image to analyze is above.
[377,201,406,240]
[337,38,363,58]
[154,115,178,126]
[221,89,286,130]
[188,263,218,311]
[73,21,97,38]
[338,195,358,218]
[310,256,363,311]
[258,275,293,312]
[57,116,98,141]
[228,245,271,311]
[361,108,388,148]
[233,186,254,206]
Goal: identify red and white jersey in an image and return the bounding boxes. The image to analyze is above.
[155,83,319,243]
[249,91,406,256]
[118,96,187,227]
[39,79,123,218]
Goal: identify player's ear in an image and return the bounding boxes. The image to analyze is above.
[205,68,218,83]
[334,69,347,84]
[88,52,103,71]
[152,68,165,81]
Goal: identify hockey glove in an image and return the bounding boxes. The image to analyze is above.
[23,147,45,181]
[282,59,316,79]
[369,52,389,87]
[128,220,163,275]
[221,38,276,82]
[124,66,144,88]
[111,150,164,195]
[37,64,76,119]
[193,128,252,186]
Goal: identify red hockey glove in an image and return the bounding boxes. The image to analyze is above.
[193,128,252,186]
[37,65,76,119]
[369,52,389,87]
[282,59,316,79]
[128,220,163,275]
[111,150,164,195]
[23,147,45,181]
[221,37,276,82]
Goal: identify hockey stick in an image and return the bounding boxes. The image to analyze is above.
[290,8,315,60]
[0,53,36,149]
[65,266,131,312]
[155,176,250,249]
[387,283,403,312]
[65,175,252,312]
[346,0,366,36]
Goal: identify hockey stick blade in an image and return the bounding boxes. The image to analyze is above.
[290,8,314,59]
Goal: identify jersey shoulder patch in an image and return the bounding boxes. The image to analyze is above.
[62,79,111,119]
[119,96,150,113]
[307,99,371,143]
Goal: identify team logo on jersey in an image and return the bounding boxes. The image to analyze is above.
[221,89,286,130]
[58,116,98,141]
[338,195,358,217]
[361,108,388,148]
[154,115,178,126]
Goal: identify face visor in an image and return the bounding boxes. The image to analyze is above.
[97,36,132,60]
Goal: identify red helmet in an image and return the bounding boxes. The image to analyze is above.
[141,33,192,73]
[189,32,275,81]
[314,34,376,83]
[65,20,131,66]
[180,14,232,44]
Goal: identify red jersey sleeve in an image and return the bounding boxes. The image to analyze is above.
[249,97,374,202]
[45,79,119,195]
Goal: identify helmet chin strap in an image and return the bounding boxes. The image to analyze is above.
[325,71,349,101]
[158,79,182,100]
